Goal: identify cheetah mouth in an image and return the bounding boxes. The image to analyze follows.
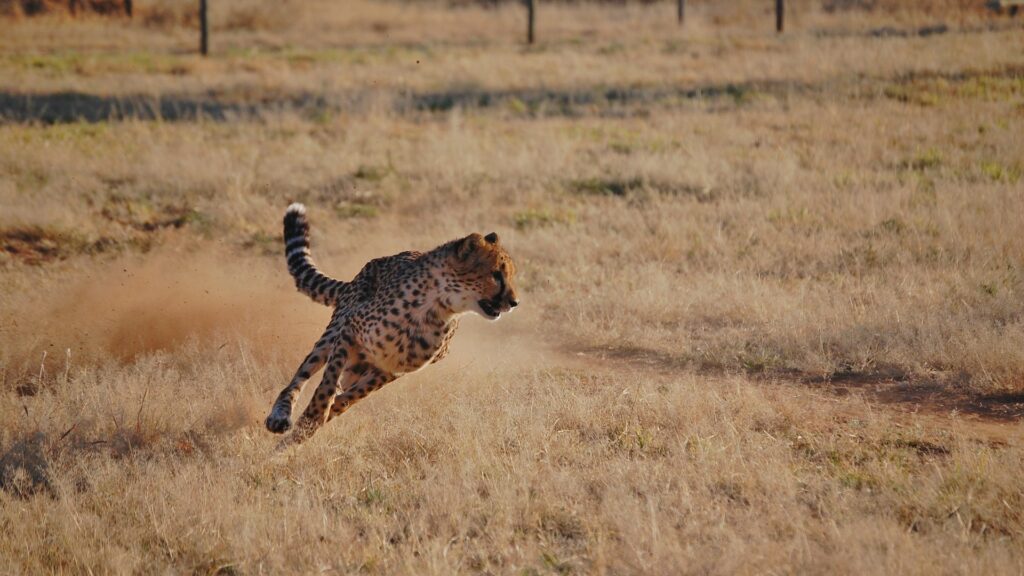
[478,299,501,319]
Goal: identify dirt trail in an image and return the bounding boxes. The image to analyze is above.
[569,346,1024,447]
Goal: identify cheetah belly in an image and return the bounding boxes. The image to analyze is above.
[358,325,452,376]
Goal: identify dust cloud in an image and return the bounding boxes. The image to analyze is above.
[1,244,553,379]
[1,247,329,373]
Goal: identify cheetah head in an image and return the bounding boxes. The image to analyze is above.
[448,232,519,320]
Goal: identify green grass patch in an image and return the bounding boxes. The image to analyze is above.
[879,217,907,235]
[335,202,379,219]
[957,75,1024,101]
[980,160,1022,183]
[739,348,782,373]
[596,42,626,56]
[884,72,1023,107]
[901,148,943,172]
[2,51,188,76]
[568,177,645,197]
[884,84,941,107]
[357,485,387,507]
[353,164,393,182]
[513,208,576,230]
[242,231,279,255]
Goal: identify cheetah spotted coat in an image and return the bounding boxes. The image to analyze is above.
[265,203,519,446]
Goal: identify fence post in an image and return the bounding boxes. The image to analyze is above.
[776,0,784,32]
[199,0,209,56]
[677,0,684,24]
[526,0,535,44]
[125,0,132,17]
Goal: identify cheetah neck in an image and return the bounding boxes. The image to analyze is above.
[423,243,472,322]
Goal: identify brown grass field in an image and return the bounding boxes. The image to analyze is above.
[1,0,1023,573]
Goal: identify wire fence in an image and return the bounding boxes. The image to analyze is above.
[25,0,1022,56]
[189,0,785,54]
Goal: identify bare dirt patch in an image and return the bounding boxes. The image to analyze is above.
[806,370,1024,421]
[572,344,1024,446]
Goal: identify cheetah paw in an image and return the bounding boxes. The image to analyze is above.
[265,412,292,434]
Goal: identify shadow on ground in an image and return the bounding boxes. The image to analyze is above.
[0,91,334,123]
[3,64,1021,124]
[0,81,791,123]
[812,21,1024,39]
[574,344,1024,423]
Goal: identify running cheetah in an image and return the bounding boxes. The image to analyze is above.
[265,203,519,445]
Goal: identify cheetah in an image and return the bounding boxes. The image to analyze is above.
[265,203,519,445]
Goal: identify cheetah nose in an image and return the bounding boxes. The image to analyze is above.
[508,298,518,308]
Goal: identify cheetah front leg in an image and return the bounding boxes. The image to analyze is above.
[326,364,396,422]
[265,333,334,434]
[280,347,351,446]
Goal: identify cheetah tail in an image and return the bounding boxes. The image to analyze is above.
[283,203,344,306]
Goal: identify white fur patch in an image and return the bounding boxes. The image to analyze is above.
[286,245,309,259]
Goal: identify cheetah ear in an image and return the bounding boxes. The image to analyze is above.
[484,232,499,244]
[456,233,483,260]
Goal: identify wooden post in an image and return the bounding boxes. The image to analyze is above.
[199,0,209,56]
[677,0,684,25]
[776,0,784,32]
[125,0,132,17]
[526,0,535,44]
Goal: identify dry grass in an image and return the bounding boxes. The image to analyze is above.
[2,1,1024,574]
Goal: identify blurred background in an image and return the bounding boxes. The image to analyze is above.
[2,1,1024,574]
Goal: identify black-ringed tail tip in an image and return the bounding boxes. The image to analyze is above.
[265,203,520,446]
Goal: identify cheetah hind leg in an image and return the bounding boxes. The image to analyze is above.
[265,338,332,434]
[278,349,349,448]
[327,364,396,423]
